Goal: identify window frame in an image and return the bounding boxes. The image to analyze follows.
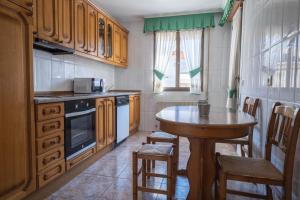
[153,30,204,92]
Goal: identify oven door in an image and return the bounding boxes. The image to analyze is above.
[65,108,96,159]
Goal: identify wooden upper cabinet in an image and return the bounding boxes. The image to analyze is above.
[37,0,59,42]
[106,98,115,145]
[87,5,97,56]
[113,25,121,63]
[0,1,36,199]
[106,18,114,62]
[58,0,74,48]
[96,98,106,151]
[97,12,106,59]
[121,30,128,66]
[74,0,88,53]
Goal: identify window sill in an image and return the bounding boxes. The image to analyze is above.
[153,91,207,103]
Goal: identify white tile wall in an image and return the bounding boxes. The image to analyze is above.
[33,50,115,92]
[240,0,300,199]
[115,14,231,132]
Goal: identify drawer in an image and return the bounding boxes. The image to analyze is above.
[37,146,64,171]
[38,159,65,188]
[66,147,96,171]
[36,117,64,138]
[36,131,64,155]
[36,103,64,121]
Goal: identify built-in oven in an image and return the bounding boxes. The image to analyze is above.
[64,99,96,160]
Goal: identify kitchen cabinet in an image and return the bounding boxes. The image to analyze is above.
[87,4,97,56]
[97,12,106,59]
[129,95,140,134]
[36,0,74,48]
[74,0,88,53]
[0,1,36,199]
[106,18,114,62]
[74,0,97,56]
[96,97,115,152]
[121,30,128,65]
[113,24,121,63]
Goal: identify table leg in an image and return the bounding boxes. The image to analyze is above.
[187,138,216,200]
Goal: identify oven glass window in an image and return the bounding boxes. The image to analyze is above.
[70,114,94,148]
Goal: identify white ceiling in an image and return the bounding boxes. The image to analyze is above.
[91,0,226,22]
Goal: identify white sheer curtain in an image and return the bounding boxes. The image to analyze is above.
[226,8,242,109]
[153,31,176,93]
[181,30,203,94]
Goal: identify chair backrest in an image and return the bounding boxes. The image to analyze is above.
[242,97,260,117]
[265,102,300,184]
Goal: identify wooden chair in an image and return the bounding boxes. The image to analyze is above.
[217,97,260,157]
[132,143,175,200]
[146,131,179,172]
[215,102,300,200]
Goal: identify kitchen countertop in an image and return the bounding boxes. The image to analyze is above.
[34,91,141,104]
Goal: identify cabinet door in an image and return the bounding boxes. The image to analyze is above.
[0,2,36,199]
[134,95,140,129]
[113,25,121,63]
[37,0,59,42]
[106,18,114,62]
[96,99,106,151]
[87,4,97,56]
[129,96,135,133]
[58,0,74,48]
[97,12,106,59]
[106,98,115,145]
[74,0,87,53]
[120,30,128,66]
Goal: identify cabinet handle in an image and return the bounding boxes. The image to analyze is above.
[42,152,60,165]
[42,137,59,148]
[42,122,59,132]
[43,107,59,115]
[43,165,62,180]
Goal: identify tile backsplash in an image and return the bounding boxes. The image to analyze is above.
[33,50,115,92]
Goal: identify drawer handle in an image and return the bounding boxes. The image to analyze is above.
[43,165,62,181]
[42,137,60,149]
[43,107,60,115]
[42,122,59,132]
[42,152,61,165]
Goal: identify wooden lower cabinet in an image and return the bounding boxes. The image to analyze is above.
[96,97,116,152]
[129,95,140,134]
[66,147,96,170]
[0,1,36,199]
[37,159,65,188]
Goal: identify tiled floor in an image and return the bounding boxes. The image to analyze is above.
[46,132,264,200]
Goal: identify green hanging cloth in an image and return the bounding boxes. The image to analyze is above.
[227,88,237,98]
[219,0,235,26]
[153,69,165,80]
[189,67,201,78]
[144,13,215,32]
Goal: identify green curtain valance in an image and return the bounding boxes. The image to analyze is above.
[219,0,234,26]
[189,67,202,78]
[153,69,165,80]
[227,88,237,98]
[144,13,215,32]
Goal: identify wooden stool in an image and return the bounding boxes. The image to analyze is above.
[147,131,179,172]
[132,143,175,200]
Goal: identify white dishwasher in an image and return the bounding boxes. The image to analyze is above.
[116,95,130,144]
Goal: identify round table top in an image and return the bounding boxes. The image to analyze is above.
[156,106,257,129]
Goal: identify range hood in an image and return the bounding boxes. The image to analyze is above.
[33,38,74,54]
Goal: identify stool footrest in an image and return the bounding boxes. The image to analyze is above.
[137,186,168,195]
[145,172,168,178]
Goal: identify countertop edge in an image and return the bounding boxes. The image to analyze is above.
[34,92,141,104]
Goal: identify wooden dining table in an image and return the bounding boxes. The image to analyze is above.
[156,106,257,200]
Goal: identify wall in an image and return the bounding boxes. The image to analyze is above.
[239,0,300,198]
[115,14,231,131]
[33,50,115,92]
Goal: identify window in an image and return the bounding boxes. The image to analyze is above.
[153,30,203,93]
